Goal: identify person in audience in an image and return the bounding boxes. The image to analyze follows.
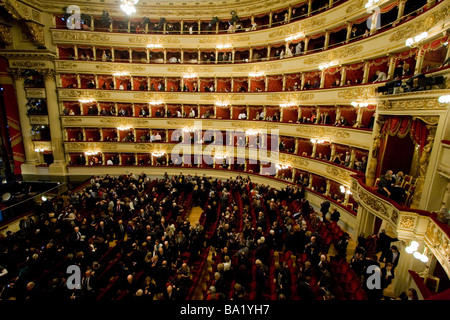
[372,70,387,82]
[335,115,348,127]
[377,172,394,198]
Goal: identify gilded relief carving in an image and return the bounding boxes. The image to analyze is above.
[399,216,415,229]
[326,166,349,180]
[357,186,389,217]
[295,126,351,139]
[199,94,245,101]
[59,90,111,99]
[338,87,376,100]
[378,98,448,110]
[0,24,12,45]
[52,31,110,42]
[167,66,215,73]
[96,64,145,72]
[304,45,363,65]
[266,92,314,101]
[232,62,282,72]
[132,92,179,100]
[268,17,326,38]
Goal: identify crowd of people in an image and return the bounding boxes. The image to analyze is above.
[0,172,419,301]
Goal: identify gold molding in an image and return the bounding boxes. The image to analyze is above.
[399,216,416,229]
[304,45,364,65]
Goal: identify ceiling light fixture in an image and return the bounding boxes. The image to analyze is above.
[120,0,139,15]
[406,32,428,47]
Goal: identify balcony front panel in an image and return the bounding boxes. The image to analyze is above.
[60,116,372,149]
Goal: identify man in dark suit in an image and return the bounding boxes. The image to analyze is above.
[115,219,127,240]
[384,245,400,269]
[377,229,398,262]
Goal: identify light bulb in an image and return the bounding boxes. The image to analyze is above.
[410,241,419,249]
[405,246,414,254]
[413,251,422,260]
[420,255,428,263]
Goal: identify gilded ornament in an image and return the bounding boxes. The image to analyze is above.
[399,216,415,229]
[304,45,363,65]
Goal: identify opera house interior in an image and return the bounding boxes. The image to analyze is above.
[0,0,449,302]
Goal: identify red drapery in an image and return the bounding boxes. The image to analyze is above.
[267,75,283,92]
[217,78,231,92]
[323,66,341,88]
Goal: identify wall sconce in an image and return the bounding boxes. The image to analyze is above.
[351,101,369,107]
[438,95,450,103]
[365,0,380,9]
[405,32,428,47]
[276,163,291,170]
[310,138,325,144]
[113,72,129,77]
[120,0,139,15]
[318,61,336,70]
[245,129,259,136]
[285,32,304,42]
[148,101,163,105]
[117,126,132,131]
[84,151,99,156]
[146,44,163,48]
[151,152,165,157]
[183,74,198,79]
[280,102,296,108]
[340,185,352,195]
[216,44,232,49]
[405,240,429,263]
[79,99,95,103]
[248,72,265,77]
[34,148,45,153]
[215,102,229,107]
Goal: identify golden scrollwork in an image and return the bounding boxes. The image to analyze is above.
[52,31,110,43]
[266,92,314,101]
[345,0,365,14]
[128,35,180,45]
[95,64,145,73]
[23,21,45,47]
[65,142,118,151]
[132,92,179,100]
[338,87,376,100]
[357,186,389,217]
[167,66,215,73]
[199,35,250,44]
[304,45,363,65]
[0,24,12,45]
[391,210,399,225]
[268,17,326,39]
[199,94,246,102]
[378,98,447,110]
[399,216,415,229]
[232,62,282,73]
[59,90,111,99]
[326,166,349,180]
[295,126,351,139]
[389,2,450,42]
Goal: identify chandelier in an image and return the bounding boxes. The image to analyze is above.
[121,0,139,15]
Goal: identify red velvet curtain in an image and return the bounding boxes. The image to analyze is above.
[167,78,180,91]
[60,74,78,88]
[267,75,283,92]
[285,73,302,91]
[367,56,390,82]
[216,106,230,119]
[282,107,298,123]
[297,138,313,156]
[323,67,341,88]
[344,62,365,85]
[217,78,231,92]
[249,107,263,120]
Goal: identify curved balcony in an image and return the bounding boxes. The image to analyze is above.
[350,172,450,278]
[60,116,374,149]
[51,0,446,64]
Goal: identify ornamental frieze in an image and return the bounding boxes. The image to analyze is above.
[389,2,450,42]
[52,31,110,42]
[199,94,246,101]
[65,142,118,151]
[399,216,415,229]
[167,66,215,73]
[268,17,326,39]
[337,87,376,100]
[199,35,250,44]
[95,64,145,72]
[132,92,179,100]
[357,186,389,217]
[128,36,180,45]
[59,90,111,99]
[266,92,314,101]
[304,45,363,65]
[326,166,349,181]
[295,126,351,139]
[378,98,448,111]
[232,62,282,73]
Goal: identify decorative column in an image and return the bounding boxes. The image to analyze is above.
[350,148,356,169]
[12,72,38,174]
[308,174,313,188]
[325,179,331,196]
[397,0,407,21]
[307,0,313,16]
[324,31,330,50]
[362,60,370,84]
[268,11,273,27]
[304,37,310,54]
[411,124,437,209]
[311,141,317,158]
[320,70,326,88]
[330,144,336,159]
[414,47,425,75]
[340,67,347,85]
[43,69,67,175]
[282,74,286,91]
[345,22,352,43]
[387,54,396,80]
[355,107,364,128]
[366,114,384,187]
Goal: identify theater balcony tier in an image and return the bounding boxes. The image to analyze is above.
[54,86,381,108]
[350,173,450,278]
[48,0,347,21]
[50,0,449,59]
[59,117,373,150]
